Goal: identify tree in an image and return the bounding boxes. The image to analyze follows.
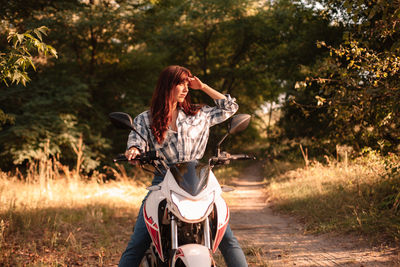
[283,0,400,153]
[0,26,57,134]
[133,0,338,149]
[0,0,342,171]
[0,0,165,171]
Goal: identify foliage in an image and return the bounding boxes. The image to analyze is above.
[136,0,340,150]
[0,0,337,172]
[138,0,335,107]
[0,69,109,171]
[0,26,57,86]
[0,26,57,133]
[280,0,400,154]
[0,1,142,171]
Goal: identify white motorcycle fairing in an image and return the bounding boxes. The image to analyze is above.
[143,163,230,263]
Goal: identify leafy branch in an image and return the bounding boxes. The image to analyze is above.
[0,26,58,86]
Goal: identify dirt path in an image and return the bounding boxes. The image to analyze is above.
[226,162,400,267]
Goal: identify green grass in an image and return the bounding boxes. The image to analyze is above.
[266,153,400,245]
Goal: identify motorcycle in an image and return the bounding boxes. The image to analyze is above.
[109,112,254,267]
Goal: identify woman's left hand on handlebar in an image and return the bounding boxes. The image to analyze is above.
[125,147,140,161]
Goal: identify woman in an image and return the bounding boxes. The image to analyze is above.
[119,65,247,267]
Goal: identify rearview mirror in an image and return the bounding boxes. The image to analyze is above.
[228,114,251,134]
[215,114,251,157]
[109,112,149,151]
[109,112,135,130]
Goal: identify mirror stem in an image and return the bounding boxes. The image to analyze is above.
[216,133,229,156]
[130,128,149,152]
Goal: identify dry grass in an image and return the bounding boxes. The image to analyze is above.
[0,153,258,266]
[0,136,260,266]
[266,152,400,244]
[0,157,148,266]
[0,175,147,212]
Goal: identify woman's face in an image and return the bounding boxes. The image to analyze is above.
[172,77,189,103]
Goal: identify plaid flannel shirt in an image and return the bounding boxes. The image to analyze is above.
[127,94,238,164]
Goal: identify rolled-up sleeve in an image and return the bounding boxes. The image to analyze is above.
[202,94,239,127]
[126,113,149,152]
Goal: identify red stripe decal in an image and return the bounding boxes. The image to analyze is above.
[212,203,230,253]
[143,203,163,261]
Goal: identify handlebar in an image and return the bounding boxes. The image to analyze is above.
[113,150,168,175]
[113,154,128,162]
[113,151,162,163]
[209,153,256,165]
[230,154,255,160]
[114,151,255,168]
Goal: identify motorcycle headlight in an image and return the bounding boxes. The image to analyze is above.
[171,191,214,221]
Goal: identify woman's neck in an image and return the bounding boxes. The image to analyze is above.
[171,101,177,111]
[170,102,179,131]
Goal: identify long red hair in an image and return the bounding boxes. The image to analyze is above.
[150,65,200,144]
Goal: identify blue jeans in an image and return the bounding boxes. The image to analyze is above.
[119,178,247,267]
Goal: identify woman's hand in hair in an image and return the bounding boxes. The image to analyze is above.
[189,76,226,100]
[188,76,205,90]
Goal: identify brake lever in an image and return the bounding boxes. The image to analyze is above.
[209,156,230,166]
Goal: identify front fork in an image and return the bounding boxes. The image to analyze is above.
[171,215,179,249]
[170,215,212,249]
[169,215,214,267]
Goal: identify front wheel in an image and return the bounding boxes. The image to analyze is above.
[170,244,213,267]
[169,257,216,267]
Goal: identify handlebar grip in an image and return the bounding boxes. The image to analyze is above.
[113,154,144,162]
[209,154,255,165]
[113,154,128,162]
[230,154,256,160]
[113,151,161,163]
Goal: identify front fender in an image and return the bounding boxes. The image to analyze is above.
[171,244,213,267]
